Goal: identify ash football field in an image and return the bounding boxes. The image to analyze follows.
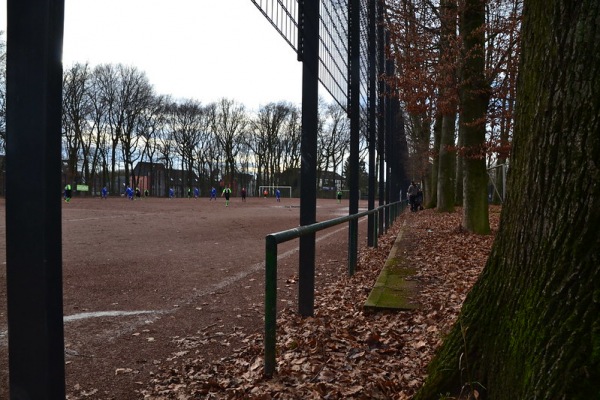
[0,195,369,398]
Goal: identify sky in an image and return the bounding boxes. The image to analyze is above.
[1,0,305,111]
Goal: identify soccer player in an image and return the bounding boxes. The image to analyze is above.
[169,187,174,199]
[126,186,134,200]
[101,186,108,199]
[275,188,281,202]
[221,185,232,207]
[194,187,200,198]
[337,190,342,203]
[210,187,217,201]
[241,187,247,202]
[64,183,72,203]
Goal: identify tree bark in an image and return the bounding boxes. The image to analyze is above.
[436,0,458,213]
[437,111,457,212]
[415,0,600,398]
[428,114,442,208]
[459,0,490,233]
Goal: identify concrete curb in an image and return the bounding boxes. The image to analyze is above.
[364,221,420,311]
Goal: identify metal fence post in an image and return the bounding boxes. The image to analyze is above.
[264,235,278,377]
[6,1,66,397]
[373,211,378,248]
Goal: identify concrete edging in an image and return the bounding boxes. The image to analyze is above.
[364,221,420,311]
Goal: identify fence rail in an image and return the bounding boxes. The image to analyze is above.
[264,200,406,376]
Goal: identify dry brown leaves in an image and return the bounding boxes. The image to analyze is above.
[140,207,500,399]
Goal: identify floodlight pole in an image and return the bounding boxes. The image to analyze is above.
[6,0,66,398]
[298,0,320,317]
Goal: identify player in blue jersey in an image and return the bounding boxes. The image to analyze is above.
[210,187,217,201]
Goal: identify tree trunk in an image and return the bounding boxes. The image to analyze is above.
[437,112,457,212]
[436,0,458,213]
[455,121,464,206]
[459,0,489,234]
[415,0,600,398]
[428,114,441,209]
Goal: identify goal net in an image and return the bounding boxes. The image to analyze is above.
[259,186,293,198]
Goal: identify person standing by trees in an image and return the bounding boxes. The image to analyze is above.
[221,185,232,207]
[210,187,217,201]
[407,181,418,212]
[415,0,600,398]
[241,187,247,202]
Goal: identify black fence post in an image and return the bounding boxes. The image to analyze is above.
[348,0,361,275]
[298,0,320,317]
[6,0,66,398]
[377,0,386,238]
[367,0,377,247]
[264,235,278,376]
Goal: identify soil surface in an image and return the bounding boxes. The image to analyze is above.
[0,195,370,399]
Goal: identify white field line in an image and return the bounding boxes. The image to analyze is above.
[63,310,160,322]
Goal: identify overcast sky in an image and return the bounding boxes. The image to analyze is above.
[1,0,305,111]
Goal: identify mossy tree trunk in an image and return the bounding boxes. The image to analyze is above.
[436,0,458,213]
[459,0,490,234]
[415,0,600,398]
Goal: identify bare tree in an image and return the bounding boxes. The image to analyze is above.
[138,94,169,195]
[211,98,247,190]
[93,64,122,193]
[280,105,302,173]
[114,65,154,190]
[248,101,293,192]
[318,103,350,189]
[167,99,204,192]
[62,63,90,187]
[201,103,222,192]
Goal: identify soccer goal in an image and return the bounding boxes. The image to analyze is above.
[259,186,293,198]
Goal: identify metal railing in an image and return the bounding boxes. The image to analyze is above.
[264,200,406,376]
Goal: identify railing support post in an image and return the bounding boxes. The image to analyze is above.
[348,220,358,275]
[264,235,278,377]
[373,212,378,248]
[263,201,402,377]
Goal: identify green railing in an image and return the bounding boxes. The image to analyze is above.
[264,200,406,376]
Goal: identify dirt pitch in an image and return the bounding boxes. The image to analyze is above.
[0,195,370,398]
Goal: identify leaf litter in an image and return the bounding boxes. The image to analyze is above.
[139,207,499,399]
